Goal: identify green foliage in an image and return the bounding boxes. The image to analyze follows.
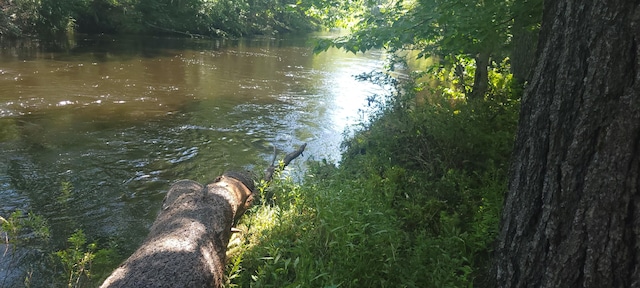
[0,0,322,36]
[37,0,88,34]
[1,210,116,287]
[228,57,518,286]
[229,162,509,286]
[315,0,541,101]
[1,210,51,286]
[317,0,512,55]
[53,229,117,288]
[54,230,96,288]
[237,45,515,286]
[54,230,96,287]
[1,210,51,247]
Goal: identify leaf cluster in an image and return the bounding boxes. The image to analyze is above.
[51,229,118,288]
[54,230,97,288]
[1,210,50,248]
[320,0,512,56]
[1,210,50,286]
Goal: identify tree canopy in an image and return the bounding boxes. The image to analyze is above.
[0,0,331,37]
[316,0,542,99]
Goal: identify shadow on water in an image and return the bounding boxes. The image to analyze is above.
[0,33,389,286]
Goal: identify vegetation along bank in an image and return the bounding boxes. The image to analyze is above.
[5,0,638,286]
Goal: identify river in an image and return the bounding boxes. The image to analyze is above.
[0,34,388,286]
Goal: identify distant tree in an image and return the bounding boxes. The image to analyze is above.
[317,0,532,100]
[509,0,542,86]
[1,0,320,36]
[495,0,640,286]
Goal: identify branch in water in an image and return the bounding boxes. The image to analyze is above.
[264,143,307,182]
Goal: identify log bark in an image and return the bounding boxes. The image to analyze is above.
[495,1,640,287]
[100,172,255,288]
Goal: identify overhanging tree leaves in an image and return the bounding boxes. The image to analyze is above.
[412,0,511,99]
[495,0,640,286]
[0,0,322,36]
[318,0,518,100]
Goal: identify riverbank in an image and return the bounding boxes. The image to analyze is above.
[227,65,519,286]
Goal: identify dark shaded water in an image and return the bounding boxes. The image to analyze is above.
[0,34,387,286]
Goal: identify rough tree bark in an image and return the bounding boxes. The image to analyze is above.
[100,172,255,288]
[495,1,640,287]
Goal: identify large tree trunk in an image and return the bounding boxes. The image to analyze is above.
[495,1,640,287]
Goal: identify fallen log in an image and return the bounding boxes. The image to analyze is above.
[100,172,254,288]
[100,144,307,288]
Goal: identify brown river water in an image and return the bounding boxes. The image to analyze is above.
[0,34,388,286]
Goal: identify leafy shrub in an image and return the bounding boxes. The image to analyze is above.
[1,210,50,247]
[51,229,116,288]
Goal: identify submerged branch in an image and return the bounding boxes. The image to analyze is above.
[145,22,228,38]
[264,143,307,182]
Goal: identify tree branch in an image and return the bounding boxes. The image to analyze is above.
[264,143,307,182]
[145,22,228,38]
